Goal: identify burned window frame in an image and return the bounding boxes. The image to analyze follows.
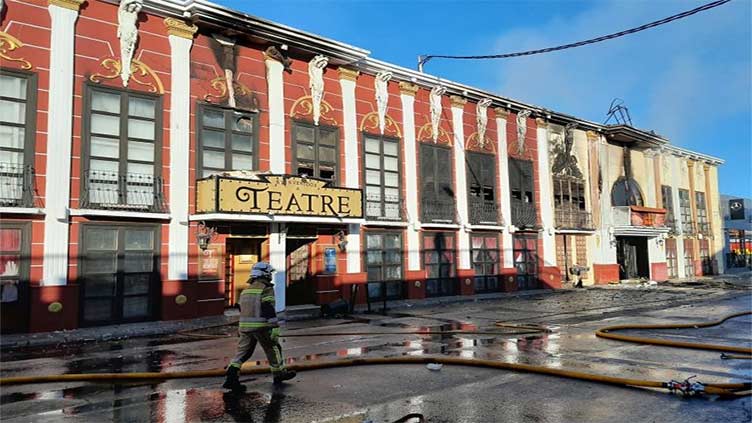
[291,120,339,185]
[197,103,259,177]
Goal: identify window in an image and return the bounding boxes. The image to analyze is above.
[683,239,695,278]
[198,105,257,177]
[513,234,539,290]
[420,144,455,222]
[472,234,499,293]
[553,177,590,229]
[661,185,675,231]
[80,225,159,326]
[423,232,456,297]
[292,121,338,184]
[611,177,643,207]
[509,159,536,227]
[365,232,403,301]
[0,223,30,333]
[699,239,712,275]
[84,87,163,211]
[666,238,678,279]
[466,152,499,224]
[678,189,693,234]
[363,134,401,220]
[0,70,36,207]
[695,192,709,234]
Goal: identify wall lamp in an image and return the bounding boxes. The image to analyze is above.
[336,230,348,253]
[196,221,217,251]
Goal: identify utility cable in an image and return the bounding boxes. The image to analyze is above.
[418,0,732,70]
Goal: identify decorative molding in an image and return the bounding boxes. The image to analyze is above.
[429,85,446,142]
[204,76,253,104]
[375,71,393,135]
[450,95,467,108]
[535,117,547,128]
[308,54,329,125]
[263,46,293,73]
[476,98,492,148]
[550,123,582,179]
[337,67,359,81]
[586,130,599,142]
[399,81,419,96]
[466,131,494,153]
[163,17,198,39]
[48,0,84,11]
[0,31,32,69]
[515,109,532,155]
[289,95,337,125]
[117,0,143,87]
[90,57,165,94]
[417,122,451,146]
[360,111,401,139]
[494,107,509,119]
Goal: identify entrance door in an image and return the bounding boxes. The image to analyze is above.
[0,223,30,334]
[423,232,457,297]
[225,238,260,307]
[80,225,159,326]
[616,236,649,280]
[286,238,316,305]
[513,234,539,290]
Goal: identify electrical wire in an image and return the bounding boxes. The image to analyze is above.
[418,0,732,69]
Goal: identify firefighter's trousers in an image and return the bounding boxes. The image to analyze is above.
[228,328,286,374]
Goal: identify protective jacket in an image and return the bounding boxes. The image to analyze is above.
[238,279,277,332]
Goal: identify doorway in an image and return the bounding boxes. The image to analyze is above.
[0,223,30,334]
[513,233,539,290]
[286,237,316,305]
[616,236,649,280]
[225,238,261,307]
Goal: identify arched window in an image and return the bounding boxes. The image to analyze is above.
[611,177,643,207]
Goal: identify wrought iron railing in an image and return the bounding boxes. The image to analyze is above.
[468,197,501,225]
[421,198,457,223]
[511,201,537,228]
[365,193,405,221]
[697,221,711,236]
[554,208,594,230]
[81,170,167,213]
[682,220,696,236]
[0,162,36,207]
[665,218,679,235]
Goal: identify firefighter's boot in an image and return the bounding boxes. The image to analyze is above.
[222,366,246,392]
[272,369,296,385]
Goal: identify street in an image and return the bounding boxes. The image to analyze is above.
[2,286,751,422]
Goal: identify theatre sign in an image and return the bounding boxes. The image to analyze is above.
[196,175,363,218]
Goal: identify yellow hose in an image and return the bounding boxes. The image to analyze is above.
[2,312,750,398]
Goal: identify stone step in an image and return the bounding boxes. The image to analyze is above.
[285,304,322,321]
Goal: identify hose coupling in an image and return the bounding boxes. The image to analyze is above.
[664,376,705,396]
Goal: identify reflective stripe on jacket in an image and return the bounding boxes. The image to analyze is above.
[238,280,276,332]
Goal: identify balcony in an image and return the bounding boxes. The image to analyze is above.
[511,201,537,228]
[421,198,456,224]
[81,170,167,213]
[697,221,711,236]
[612,205,669,236]
[365,193,405,222]
[664,217,679,235]
[554,208,594,230]
[0,162,36,208]
[468,197,501,225]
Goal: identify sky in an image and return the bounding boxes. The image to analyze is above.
[220,0,752,198]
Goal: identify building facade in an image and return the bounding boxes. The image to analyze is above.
[0,0,724,333]
[720,195,752,270]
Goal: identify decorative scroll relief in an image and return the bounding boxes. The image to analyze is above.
[466,132,495,153]
[90,57,164,94]
[360,112,401,139]
[375,71,393,135]
[515,109,532,154]
[417,122,451,146]
[0,31,32,70]
[308,55,329,125]
[550,123,583,179]
[429,85,446,142]
[476,98,492,148]
[117,0,143,87]
[204,76,253,104]
[290,95,337,125]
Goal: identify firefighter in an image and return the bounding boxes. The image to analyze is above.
[223,261,296,391]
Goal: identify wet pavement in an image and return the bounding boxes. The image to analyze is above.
[2,286,751,422]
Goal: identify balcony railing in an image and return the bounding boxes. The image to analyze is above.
[468,197,501,225]
[554,208,594,230]
[697,221,711,236]
[511,201,537,228]
[365,193,405,222]
[421,198,456,223]
[665,217,679,235]
[81,170,167,213]
[613,206,666,228]
[682,221,696,236]
[0,162,36,208]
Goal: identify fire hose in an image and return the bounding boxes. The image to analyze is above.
[1,312,750,398]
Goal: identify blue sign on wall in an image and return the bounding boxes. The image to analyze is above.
[324,247,337,273]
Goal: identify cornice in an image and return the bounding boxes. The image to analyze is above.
[164,17,198,39]
[494,107,509,119]
[399,81,419,96]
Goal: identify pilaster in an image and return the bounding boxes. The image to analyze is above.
[265,52,286,174]
[400,83,420,271]
[495,108,513,269]
[535,118,556,266]
[451,100,470,270]
[337,67,361,273]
